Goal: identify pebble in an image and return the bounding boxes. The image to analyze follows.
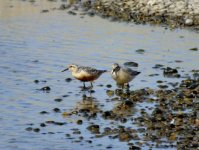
[33,128,40,132]
[87,124,100,134]
[53,108,61,113]
[124,62,139,67]
[40,86,51,91]
[41,10,49,13]
[76,120,83,125]
[54,98,63,102]
[185,18,193,26]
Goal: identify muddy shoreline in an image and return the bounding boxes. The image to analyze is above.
[28,70,199,150]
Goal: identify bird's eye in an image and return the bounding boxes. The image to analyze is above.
[70,65,75,68]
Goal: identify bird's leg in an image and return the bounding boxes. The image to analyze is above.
[83,82,86,89]
[126,84,130,95]
[121,84,124,90]
[126,83,130,89]
[90,82,93,88]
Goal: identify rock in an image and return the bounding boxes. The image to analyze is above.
[135,49,145,54]
[73,130,81,134]
[158,85,168,89]
[169,132,177,141]
[119,131,132,141]
[59,4,71,10]
[33,128,40,132]
[25,127,33,131]
[62,112,71,117]
[123,100,134,107]
[87,124,100,134]
[106,84,112,88]
[87,10,95,17]
[41,10,49,13]
[40,111,49,114]
[68,10,77,15]
[65,78,72,82]
[40,86,51,91]
[40,123,46,127]
[163,67,180,78]
[189,47,198,51]
[34,80,39,83]
[124,62,139,67]
[53,108,61,113]
[45,121,66,126]
[120,118,127,123]
[163,67,178,74]
[129,145,141,150]
[54,98,63,102]
[76,120,83,125]
[65,134,71,137]
[185,18,193,26]
[106,90,114,97]
[153,64,164,69]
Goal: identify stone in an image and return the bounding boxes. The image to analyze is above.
[185,18,193,26]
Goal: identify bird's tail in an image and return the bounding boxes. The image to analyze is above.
[136,71,141,75]
[100,70,108,73]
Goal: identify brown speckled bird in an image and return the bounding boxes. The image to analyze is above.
[62,64,107,88]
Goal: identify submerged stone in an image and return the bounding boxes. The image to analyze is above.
[40,123,46,127]
[106,84,112,88]
[59,4,71,10]
[40,86,51,91]
[76,120,83,125]
[119,131,132,141]
[65,78,72,82]
[25,127,33,131]
[87,124,100,134]
[129,145,141,150]
[41,10,49,13]
[158,85,168,89]
[106,90,114,97]
[53,108,61,113]
[33,128,40,132]
[124,62,139,67]
[40,111,49,114]
[68,10,77,15]
[34,80,39,83]
[189,47,198,51]
[135,49,145,54]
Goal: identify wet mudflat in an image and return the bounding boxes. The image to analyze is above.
[0,0,199,150]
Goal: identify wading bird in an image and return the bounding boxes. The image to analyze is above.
[62,64,107,88]
[111,63,140,88]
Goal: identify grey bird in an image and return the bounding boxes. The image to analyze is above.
[111,63,140,88]
[62,64,107,88]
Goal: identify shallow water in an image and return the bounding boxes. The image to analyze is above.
[0,0,199,150]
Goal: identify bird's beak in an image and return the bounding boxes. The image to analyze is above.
[111,69,116,75]
[61,68,69,72]
[112,68,116,73]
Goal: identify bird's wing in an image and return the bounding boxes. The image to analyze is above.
[123,67,140,76]
[78,66,98,74]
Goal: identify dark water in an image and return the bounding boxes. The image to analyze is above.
[0,0,199,150]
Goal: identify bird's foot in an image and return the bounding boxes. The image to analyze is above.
[81,86,90,91]
[124,83,130,89]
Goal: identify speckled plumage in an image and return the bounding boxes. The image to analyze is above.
[111,63,140,86]
[77,66,106,76]
[62,64,107,88]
